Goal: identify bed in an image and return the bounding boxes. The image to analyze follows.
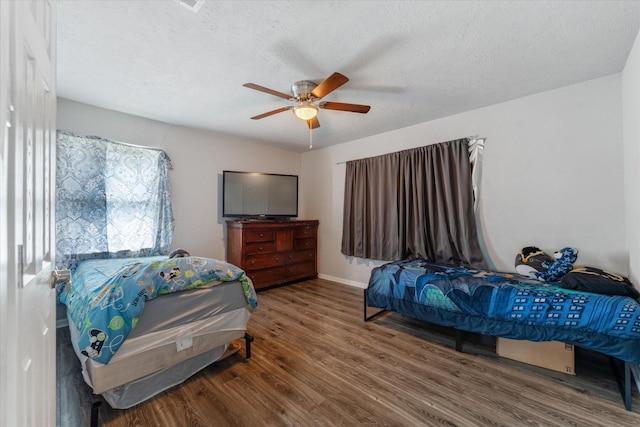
[59,255,257,422]
[364,258,640,410]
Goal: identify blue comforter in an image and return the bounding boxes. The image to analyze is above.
[367,259,640,363]
[60,256,257,364]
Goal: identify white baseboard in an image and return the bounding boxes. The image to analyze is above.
[317,273,367,289]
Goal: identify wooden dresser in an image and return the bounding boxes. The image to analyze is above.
[226,220,318,290]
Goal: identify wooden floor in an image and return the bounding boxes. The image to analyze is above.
[57,278,640,426]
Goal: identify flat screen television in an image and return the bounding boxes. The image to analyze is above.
[222,170,298,219]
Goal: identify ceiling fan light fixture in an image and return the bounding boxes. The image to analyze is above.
[293,101,318,121]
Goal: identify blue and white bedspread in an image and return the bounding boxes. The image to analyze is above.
[366,259,640,363]
[60,256,258,364]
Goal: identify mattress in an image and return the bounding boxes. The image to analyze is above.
[366,258,640,364]
[68,280,250,395]
[61,256,257,365]
[60,255,256,408]
[127,276,249,338]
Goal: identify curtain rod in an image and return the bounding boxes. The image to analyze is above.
[57,130,168,153]
[335,136,484,165]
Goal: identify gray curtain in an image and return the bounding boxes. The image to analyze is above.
[341,138,486,268]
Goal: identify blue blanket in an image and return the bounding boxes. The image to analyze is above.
[60,256,257,364]
[367,259,640,363]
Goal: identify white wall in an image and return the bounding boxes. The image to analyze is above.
[623,29,640,288]
[303,75,626,287]
[57,98,302,260]
[58,72,630,289]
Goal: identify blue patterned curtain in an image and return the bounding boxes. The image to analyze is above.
[56,131,174,270]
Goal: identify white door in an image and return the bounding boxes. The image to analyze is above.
[0,1,57,426]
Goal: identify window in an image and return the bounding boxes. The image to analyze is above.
[56,131,173,270]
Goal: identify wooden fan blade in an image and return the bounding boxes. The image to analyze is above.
[250,107,292,120]
[318,101,370,114]
[307,116,320,129]
[311,72,349,99]
[243,83,292,100]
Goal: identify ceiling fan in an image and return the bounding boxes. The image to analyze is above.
[243,72,371,129]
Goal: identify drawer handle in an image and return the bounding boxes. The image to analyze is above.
[259,246,263,251]
[251,260,255,265]
[259,233,264,237]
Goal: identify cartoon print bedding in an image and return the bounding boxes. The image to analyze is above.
[60,256,257,364]
[366,258,640,363]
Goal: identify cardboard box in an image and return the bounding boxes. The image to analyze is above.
[496,338,575,375]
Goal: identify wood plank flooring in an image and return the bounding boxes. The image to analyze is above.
[57,278,640,426]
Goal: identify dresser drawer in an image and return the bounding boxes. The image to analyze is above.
[288,251,315,264]
[276,229,294,251]
[245,253,287,270]
[286,261,316,277]
[294,238,316,250]
[244,241,276,255]
[247,266,286,289]
[245,230,276,243]
[294,227,317,239]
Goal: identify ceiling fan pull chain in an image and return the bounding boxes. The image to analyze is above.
[309,125,313,149]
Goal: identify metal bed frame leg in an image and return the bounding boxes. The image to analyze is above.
[624,361,632,411]
[455,329,463,352]
[363,289,386,322]
[609,357,633,411]
[90,397,101,427]
[244,332,254,359]
[363,289,465,354]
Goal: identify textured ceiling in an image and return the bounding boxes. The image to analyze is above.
[56,1,640,152]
